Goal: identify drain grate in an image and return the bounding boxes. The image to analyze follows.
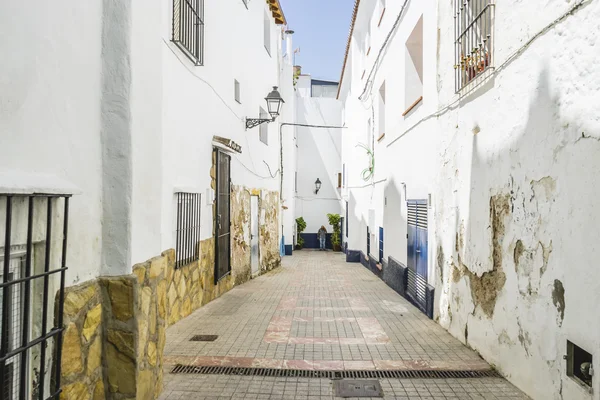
[189,335,219,342]
[170,365,501,380]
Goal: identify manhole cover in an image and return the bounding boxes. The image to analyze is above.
[189,335,219,342]
[334,379,383,398]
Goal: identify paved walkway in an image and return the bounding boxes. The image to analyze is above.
[160,251,528,399]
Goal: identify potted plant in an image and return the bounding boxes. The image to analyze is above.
[295,217,306,250]
[327,213,342,252]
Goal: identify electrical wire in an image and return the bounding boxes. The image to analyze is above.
[162,39,243,121]
[385,0,594,149]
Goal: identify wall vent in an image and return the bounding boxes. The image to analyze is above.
[566,340,593,389]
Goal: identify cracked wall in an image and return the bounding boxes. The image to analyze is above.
[430,4,600,396]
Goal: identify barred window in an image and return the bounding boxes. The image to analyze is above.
[173,0,205,66]
[454,0,494,91]
[175,193,202,268]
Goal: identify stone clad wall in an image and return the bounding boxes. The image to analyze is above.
[58,188,280,399]
[60,281,104,399]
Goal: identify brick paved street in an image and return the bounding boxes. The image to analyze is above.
[160,251,528,399]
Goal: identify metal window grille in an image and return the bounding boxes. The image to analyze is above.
[175,193,201,269]
[172,0,204,66]
[454,0,495,92]
[366,227,370,256]
[1,194,70,400]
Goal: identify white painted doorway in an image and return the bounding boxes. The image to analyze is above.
[250,196,260,277]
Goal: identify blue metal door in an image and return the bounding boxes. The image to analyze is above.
[407,200,428,311]
[379,227,384,263]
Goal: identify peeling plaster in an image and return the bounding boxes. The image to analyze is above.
[552,279,565,327]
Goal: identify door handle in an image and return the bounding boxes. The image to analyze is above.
[416,250,421,253]
[218,214,221,230]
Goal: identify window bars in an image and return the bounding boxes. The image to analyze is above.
[0,194,70,400]
[175,193,201,269]
[172,0,204,66]
[454,0,495,92]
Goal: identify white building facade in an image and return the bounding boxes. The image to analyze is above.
[339,0,600,399]
[0,0,294,398]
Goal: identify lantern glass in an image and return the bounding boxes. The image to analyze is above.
[265,86,284,119]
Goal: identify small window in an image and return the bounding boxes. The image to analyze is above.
[454,0,494,91]
[172,0,205,66]
[378,82,386,138]
[264,10,271,55]
[259,107,269,145]
[175,192,202,268]
[405,17,423,115]
[234,79,241,103]
[337,173,342,189]
[566,341,593,388]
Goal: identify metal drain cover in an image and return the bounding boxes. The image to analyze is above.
[334,379,383,398]
[190,335,218,342]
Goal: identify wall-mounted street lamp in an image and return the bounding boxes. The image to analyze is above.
[314,178,322,195]
[245,86,285,130]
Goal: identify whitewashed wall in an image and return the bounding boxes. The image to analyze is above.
[160,0,291,255]
[339,0,438,261]
[0,1,104,285]
[295,76,343,236]
[340,0,600,399]
[0,0,292,282]
[433,1,600,399]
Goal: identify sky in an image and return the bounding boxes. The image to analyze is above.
[278,0,355,82]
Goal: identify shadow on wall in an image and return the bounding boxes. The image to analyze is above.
[437,65,600,397]
[383,177,408,264]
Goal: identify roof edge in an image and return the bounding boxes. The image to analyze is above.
[267,0,287,25]
[336,0,361,99]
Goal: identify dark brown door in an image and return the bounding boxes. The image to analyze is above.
[214,149,231,283]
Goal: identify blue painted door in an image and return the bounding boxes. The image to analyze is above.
[379,227,384,263]
[407,200,428,310]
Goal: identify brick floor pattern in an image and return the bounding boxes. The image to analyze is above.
[161,251,529,399]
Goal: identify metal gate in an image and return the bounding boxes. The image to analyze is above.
[1,194,70,400]
[366,227,370,256]
[214,150,231,283]
[407,200,428,312]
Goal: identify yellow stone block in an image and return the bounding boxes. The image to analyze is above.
[107,279,134,322]
[147,341,157,366]
[149,256,166,279]
[137,369,154,400]
[64,283,96,316]
[61,323,83,376]
[157,280,167,318]
[182,298,192,318]
[82,303,102,342]
[107,343,136,395]
[92,380,105,400]
[60,382,90,400]
[133,265,146,284]
[107,329,135,360]
[87,334,102,374]
[141,286,152,317]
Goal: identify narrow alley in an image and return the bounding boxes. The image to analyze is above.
[159,251,527,399]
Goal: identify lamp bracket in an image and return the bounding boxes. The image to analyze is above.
[245,117,274,130]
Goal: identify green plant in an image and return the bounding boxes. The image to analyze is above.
[295,217,307,249]
[327,213,341,249]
